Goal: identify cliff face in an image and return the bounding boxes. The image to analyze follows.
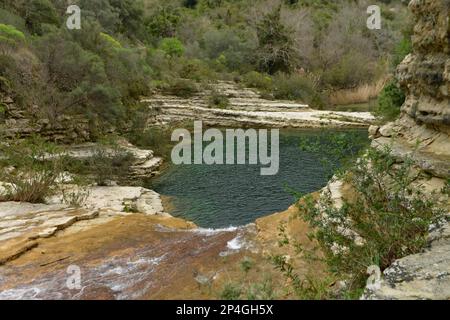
[0,94,92,144]
[371,0,449,179]
[364,0,450,300]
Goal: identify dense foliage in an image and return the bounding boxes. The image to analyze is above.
[375,79,405,121]
[0,0,411,133]
[0,135,64,203]
[273,132,448,299]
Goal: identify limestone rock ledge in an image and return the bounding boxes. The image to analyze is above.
[60,138,163,182]
[0,94,91,144]
[143,81,375,128]
[362,224,450,300]
[0,185,172,265]
[368,0,450,179]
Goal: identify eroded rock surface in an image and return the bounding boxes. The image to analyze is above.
[364,0,450,300]
[143,81,375,128]
[0,184,171,266]
[61,139,163,182]
[363,224,450,300]
[0,197,321,299]
[370,0,450,179]
[0,95,91,144]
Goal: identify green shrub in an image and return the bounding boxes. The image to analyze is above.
[200,28,257,72]
[375,80,405,122]
[242,71,272,91]
[0,136,64,203]
[0,9,27,32]
[127,126,174,159]
[63,139,136,186]
[25,0,60,35]
[0,24,26,42]
[256,6,297,74]
[145,6,180,41]
[240,257,254,273]
[162,78,198,98]
[88,145,135,186]
[99,32,122,49]
[207,91,230,109]
[295,145,446,293]
[274,131,446,297]
[159,37,185,58]
[321,52,376,89]
[271,73,325,108]
[0,102,6,119]
[392,37,412,67]
[178,58,215,81]
[0,23,26,54]
[220,282,242,300]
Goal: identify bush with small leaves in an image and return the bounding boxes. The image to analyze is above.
[0,23,26,54]
[207,91,230,109]
[0,136,64,203]
[298,145,446,292]
[159,37,185,58]
[220,282,242,300]
[375,80,405,122]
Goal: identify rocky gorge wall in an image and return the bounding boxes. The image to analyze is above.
[370,0,449,179]
[0,94,92,144]
[363,0,450,299]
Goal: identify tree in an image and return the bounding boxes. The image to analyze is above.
[0,23,25,55]
[159,37,185,58]
[145,6,180,42]
[79,0,120,34]
[109,0,145,39]
[256,6,297,74]
[25,0,60,35]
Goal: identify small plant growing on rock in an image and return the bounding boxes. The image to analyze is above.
[293,144,445,295]
[207,91,230,109]
[61,184,90,208]
[220,282,242,300]
[89,145,135,186]
[0,135,64,203]
[374,80,405,122]
[123,201,139,213]
[240,256,254,274]
[275,131,447,298]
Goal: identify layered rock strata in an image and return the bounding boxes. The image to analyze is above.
[363,0,450,299]
[143,81,375,128]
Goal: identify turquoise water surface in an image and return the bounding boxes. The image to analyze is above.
[151,129,367,228]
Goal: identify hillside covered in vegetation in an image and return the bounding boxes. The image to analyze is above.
[1,0,411,136]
